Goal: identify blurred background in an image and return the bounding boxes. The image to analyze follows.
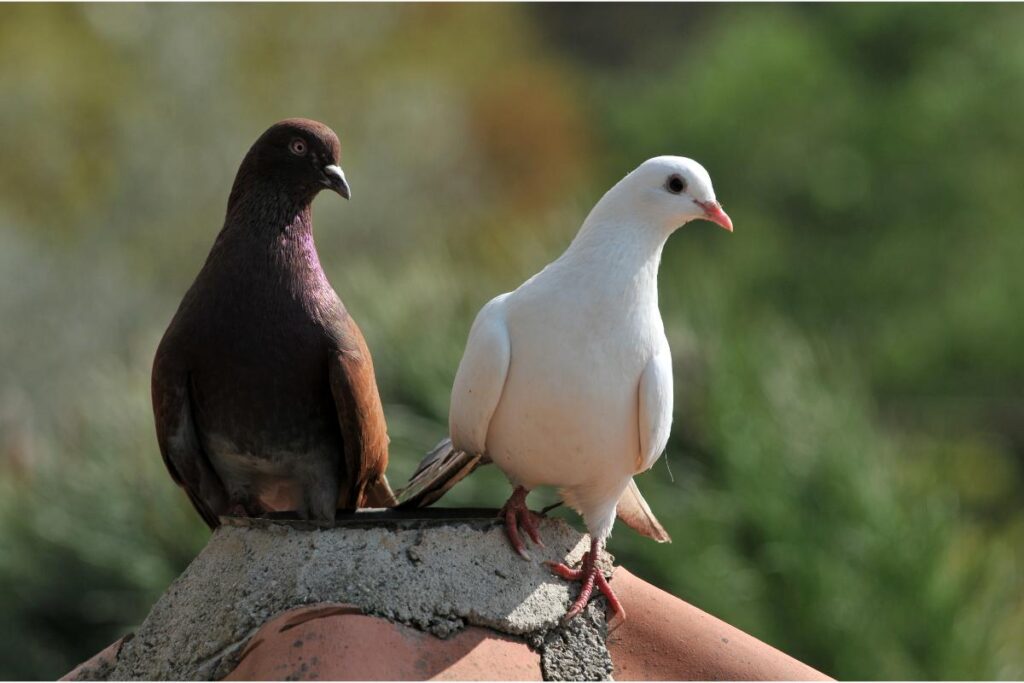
[1,3,1023,679]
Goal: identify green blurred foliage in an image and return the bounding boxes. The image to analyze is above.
[1,4,1022,679]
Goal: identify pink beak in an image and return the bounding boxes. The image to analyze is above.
[697,200,733,232]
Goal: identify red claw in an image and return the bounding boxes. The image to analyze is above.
[499,486,546,560]
[545,538,626,627]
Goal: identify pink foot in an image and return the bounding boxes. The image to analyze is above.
[544,539,626,628]
[499,486,545,560]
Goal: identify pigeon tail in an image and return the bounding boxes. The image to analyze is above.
[615,479,671,542]
[361,473,399,508]
[399,440,671,544]
[396,438,485,508]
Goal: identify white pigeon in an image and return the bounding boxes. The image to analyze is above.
[405,156,732,624]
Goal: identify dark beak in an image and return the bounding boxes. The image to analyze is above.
[323,164,351,199]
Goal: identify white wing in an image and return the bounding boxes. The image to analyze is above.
[636,342,673,473]
[449,293,512,456]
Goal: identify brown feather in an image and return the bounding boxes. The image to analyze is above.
[396,438,484,508]
[151,350,227,529]
[328,316,396,509]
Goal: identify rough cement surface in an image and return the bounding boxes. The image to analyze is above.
[106,516,615,681]
[539,606,613,681]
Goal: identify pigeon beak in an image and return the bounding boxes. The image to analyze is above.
[323,164,351,200]
[697,200,733,232]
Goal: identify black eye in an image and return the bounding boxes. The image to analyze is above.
[289,138,307,156]
[666,175,686,194]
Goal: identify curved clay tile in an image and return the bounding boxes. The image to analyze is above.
[224,605,542,681]
[607,569,829,681]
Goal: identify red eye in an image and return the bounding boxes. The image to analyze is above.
[289,138,307,156]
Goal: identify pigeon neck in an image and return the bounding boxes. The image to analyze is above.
[225,179,316,240]
[215,182,328,293]
[560,206,670,285]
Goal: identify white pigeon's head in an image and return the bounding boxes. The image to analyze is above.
[610,156,733,233]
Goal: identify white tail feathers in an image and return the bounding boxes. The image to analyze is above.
[616,479,671,542]
[401,441,670,545]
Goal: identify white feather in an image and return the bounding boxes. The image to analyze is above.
[637,340,673,473]
[449,293,512,456]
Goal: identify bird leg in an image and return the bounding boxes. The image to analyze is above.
[544,537,626,627]
[499,486,545,560]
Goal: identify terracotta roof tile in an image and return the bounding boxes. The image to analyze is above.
[607,569,830,680]
[224,604,542,681]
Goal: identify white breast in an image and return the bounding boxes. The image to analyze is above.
[484,258,662,495]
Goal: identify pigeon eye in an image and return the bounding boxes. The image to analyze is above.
[289,138,307,156]
[666,175,686,194]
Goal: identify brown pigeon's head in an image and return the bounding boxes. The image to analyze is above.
[233,118,350,205]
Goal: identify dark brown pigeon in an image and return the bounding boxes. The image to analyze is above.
[152,118,396,529]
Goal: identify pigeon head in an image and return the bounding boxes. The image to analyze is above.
[230,118,350,209]
[611,156,733,233]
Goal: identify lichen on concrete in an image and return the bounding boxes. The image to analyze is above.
[104,514,615,681]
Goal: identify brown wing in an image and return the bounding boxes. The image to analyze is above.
[152,343,228,529]
[327,316,397,509]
